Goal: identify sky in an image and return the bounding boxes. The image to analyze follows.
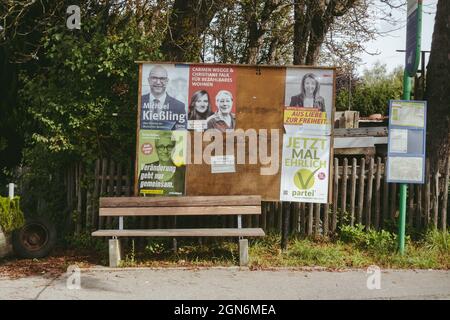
[357,0,438,75]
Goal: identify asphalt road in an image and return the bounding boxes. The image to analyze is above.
[1,267,449,300]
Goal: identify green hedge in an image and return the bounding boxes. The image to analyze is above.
[0,196,25,233]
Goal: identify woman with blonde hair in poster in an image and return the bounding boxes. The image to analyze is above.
[206,90,236,132]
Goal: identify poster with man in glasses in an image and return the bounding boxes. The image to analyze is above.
[137,130,187,196]
[140,64,189,130]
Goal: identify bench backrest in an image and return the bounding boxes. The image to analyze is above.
[99,196,262,217]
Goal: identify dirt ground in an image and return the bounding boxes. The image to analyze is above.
[0,249,101,279]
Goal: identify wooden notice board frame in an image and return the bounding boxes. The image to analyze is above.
[135,62,336,202]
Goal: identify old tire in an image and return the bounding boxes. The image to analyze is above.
[12,217,56,259]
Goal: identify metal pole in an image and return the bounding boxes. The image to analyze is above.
[398,72,411,255]
[8,183,14,199]
[398,0,422,255]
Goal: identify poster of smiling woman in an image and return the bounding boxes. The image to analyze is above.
[280,133,331,203]
[284,68,334,135]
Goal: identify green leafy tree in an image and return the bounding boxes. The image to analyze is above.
[336,62,403,116]
[4,2,167,232]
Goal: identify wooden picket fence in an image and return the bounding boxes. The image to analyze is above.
[65,157,449,237]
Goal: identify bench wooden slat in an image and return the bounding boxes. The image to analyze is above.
[100,196,261,207]
[99,206,261,216]
[92,228,265,237]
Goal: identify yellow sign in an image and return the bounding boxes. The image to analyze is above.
[283,108,328,126]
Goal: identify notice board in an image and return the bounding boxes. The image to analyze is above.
[135,62,336,201]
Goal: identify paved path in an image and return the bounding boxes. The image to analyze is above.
[1,268,449,300]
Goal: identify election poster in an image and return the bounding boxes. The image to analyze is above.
[188,65,237,131]
[280,133,331,203]
[284,68,334,135]
[137,130,187,196]
[140,64,189,131]
[135,62,336,200]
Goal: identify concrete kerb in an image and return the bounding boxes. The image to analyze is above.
[72,266,443,273]
[77,266,375,273]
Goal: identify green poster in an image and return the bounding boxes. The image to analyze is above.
[137,130,187,196]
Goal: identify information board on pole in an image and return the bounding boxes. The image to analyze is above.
[387,100,426,184]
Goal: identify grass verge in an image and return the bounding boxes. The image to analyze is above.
[1,228,448,276]
[118,227,449,270]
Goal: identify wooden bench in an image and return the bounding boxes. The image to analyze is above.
[92,195,265,267]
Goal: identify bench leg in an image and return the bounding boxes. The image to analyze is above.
[109,238,122,267]
[239,239,249,267]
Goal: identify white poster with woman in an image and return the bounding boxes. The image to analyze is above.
[284,68,334,135]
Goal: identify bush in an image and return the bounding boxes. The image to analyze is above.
[339,224,399,254]
[339,224,366,246]
[0,196,25,233]
[422,229,449,253]
[365,229,397,255]
[144,239,168,255]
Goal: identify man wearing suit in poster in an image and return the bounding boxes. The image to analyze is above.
[141,65,187,130]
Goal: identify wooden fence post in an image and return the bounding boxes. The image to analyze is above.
[357,159,365,225]
[390,183,397,221]
[300,202,306,235]
[323,202,329,237]
[416,184,423,229]
[66,165,75,233]
[332,158,339,232]
[76,163,83,235]
[281,202,290,250]
[408,184,415,228]
[314,203,321,236]
[350,158,357,226]
[308,203,313,236]
[107,159,115,227]
[382,157,389,229]
[365,158,374,229]
[291,202,300,233]
[85,190,92,232]
[375,157,382,230]
[341,158,348,223]
[92,159,100,230]
[261,202,267,232]
[116,163,122,197]
[424,159,431,226]
[99,159,108,229]
[433,170,439,229]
